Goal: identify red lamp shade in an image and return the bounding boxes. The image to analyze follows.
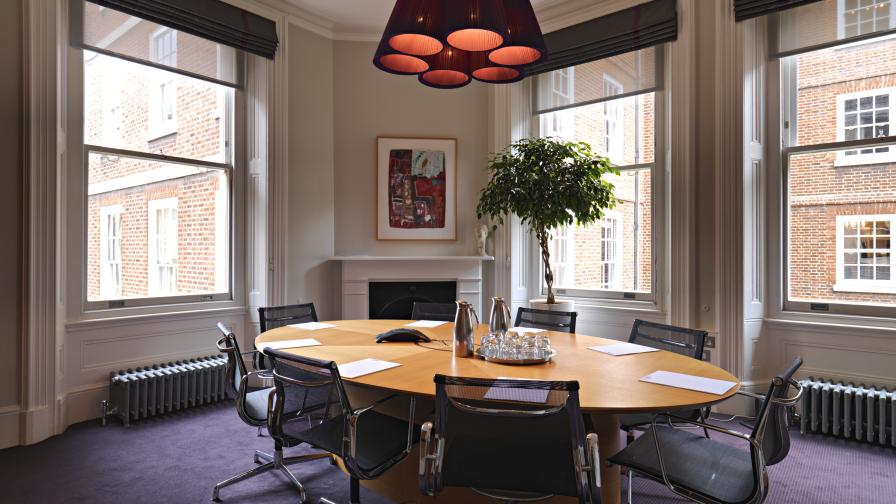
[420,46,472,89]
[470,51,523,83]
[373,41,430,75]
[489,0,546,66]
[382,0,445,56]
[445,0,508,52]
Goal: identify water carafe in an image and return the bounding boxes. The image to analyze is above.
[488,296,511,337]
[453,300,479,358]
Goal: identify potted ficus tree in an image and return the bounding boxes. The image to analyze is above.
[477,137,618,311]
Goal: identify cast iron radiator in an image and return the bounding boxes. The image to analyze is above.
[103,355,229,426]
[798,377,895,447]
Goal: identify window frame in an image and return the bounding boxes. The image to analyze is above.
[99,204,122,298]
[75,33,238,312]
[147,197,179,296]
[539,67,575,139]
[530,53,664,304]
[779,45,896,316]
[834,87,896,166]
[148,27,178,139]
[834,214,895,293]
[598,212,623,290]
[603,74,624,164]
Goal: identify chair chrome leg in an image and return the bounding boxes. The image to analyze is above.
[254,450,273,463]
[627,469,633,504]
[282,452,332,465]
[213,461,275,501]
[257,425,264,437]
[319,499,337,504]
[278,463,308,503]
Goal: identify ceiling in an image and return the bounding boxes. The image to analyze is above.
[283,0,582,39]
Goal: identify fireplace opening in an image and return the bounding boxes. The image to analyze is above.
[368,281,456,319]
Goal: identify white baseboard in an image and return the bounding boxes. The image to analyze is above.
[0,405,21,449]
[62,383,109,428]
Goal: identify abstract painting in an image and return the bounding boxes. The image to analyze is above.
[377,137,456,240]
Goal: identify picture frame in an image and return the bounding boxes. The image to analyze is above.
[377,136,457,241]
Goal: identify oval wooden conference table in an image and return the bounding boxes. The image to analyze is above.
[257,320,739,504]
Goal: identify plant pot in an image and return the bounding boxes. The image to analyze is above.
[529,299,575,312]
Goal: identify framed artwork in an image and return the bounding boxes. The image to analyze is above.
[377,137,457,240]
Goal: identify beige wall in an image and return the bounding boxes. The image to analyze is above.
[286,24,338,319]
[0,0,22,409]
[333,40,490,257]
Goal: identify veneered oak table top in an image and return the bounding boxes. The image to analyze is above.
[256,319,738,413]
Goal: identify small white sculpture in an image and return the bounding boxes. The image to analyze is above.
[476,224,490,256]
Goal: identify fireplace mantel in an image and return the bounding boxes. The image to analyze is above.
[332,256,490,319]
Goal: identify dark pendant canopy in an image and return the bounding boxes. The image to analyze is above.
[373,0,545,88]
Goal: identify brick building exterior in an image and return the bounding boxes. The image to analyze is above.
[84,4,229,301]
[789,10,896,305]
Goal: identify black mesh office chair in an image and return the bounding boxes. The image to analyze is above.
[266,348,417,504]
[419,375,600,503]
[213,323,330,502]
[256,303,319,369]
[514,307,578,333]
[410,302,456,322]
[617,319,709,502]
[608,357,805,504]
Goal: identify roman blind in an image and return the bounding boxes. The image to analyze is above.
[531,0,673,115]
[733,0,823,21]
[84,0,278,60]
[775,0,896,57]
[526,0,676,77]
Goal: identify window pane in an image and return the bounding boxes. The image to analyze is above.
[789,150,896,305]
[84,51,229,162]
[81,1,239,85]
[546,168,652,293]
[538,93,655,166]
[86,152,230,301]
[788,36,896,148]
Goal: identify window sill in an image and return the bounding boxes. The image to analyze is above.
[146,125,178,143]
[67,301,246,332]
[833,282,896,294]
[765,313,896,336]
[551,295,662,314]
[834,155,896,168]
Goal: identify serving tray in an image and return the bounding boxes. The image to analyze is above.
[474,348,556,365]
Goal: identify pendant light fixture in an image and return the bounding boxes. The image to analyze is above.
[373,0,546,88]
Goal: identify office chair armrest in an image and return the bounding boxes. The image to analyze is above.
[347,395,417,461]
[418,422,440,496]
[648,413,768,503]
[736,379,804,407]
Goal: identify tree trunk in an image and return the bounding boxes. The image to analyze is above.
[535,227,555,304]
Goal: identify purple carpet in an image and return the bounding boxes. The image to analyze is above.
[0,403,893,503]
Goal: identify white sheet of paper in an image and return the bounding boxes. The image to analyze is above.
[508,327,545,335]
[589,343,660,356]
[287,322,337,330]
[405,320,447,328]
[639,370,737,396]
[258,339,321,352]
[338,358,401,379]
[484,377,549,403]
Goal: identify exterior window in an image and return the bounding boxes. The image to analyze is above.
[537,90,656,298]
[540,68,575,139]
[603,75,624,164]
[598,214,623,290]
[836,88,895,166]
[99,206,122,298]
[150,28,177,137]
[838,0,895,38]
[835,215,894,292]
[548,225,575,287]
[148,198,178,295]
[782,32,896,311]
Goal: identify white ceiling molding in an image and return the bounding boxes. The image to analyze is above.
[263,0,654,41]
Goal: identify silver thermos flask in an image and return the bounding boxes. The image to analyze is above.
[488,296,511,337]
[453,300,479,358]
